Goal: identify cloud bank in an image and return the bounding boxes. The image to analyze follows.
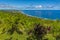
[0,4,60,10]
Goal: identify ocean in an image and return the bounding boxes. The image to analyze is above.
[22,10,60,20]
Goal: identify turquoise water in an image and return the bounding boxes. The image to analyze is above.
[22,10,60,20]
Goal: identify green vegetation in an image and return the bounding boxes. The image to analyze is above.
[0,10,60,40]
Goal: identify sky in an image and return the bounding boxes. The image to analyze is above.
[0,0,60,10]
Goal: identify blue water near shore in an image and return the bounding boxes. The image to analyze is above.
[22,10,60,20]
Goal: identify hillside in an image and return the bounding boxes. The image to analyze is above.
[0,10,60,40]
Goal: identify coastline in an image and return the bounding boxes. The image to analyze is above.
[20,10,58,21]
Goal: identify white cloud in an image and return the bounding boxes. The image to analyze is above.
[35,5,43,8]
[0,4,19,9]
[47,5,54,8]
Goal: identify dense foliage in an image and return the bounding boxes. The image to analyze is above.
[0,10,60,40]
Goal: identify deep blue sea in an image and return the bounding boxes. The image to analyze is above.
[22,10,60,20]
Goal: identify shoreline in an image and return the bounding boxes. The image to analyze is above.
[20,10,58,21]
